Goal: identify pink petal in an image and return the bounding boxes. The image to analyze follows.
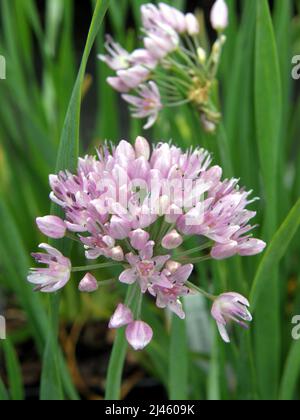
[125,321,153,351]
[109,304,134,329]
[119,269,137,285]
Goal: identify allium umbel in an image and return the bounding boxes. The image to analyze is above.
[99,2,229,132]
[28,137,265,348]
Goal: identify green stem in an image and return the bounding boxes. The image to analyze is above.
[105,285,139,400]
[186,281,216,301]
[175,241,213,258]
[65,232,82,244]
[72,262,124,272]
[177,255,211,264]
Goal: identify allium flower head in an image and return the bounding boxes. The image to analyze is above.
[211,293,252,343]
[29,137,265,350]
[99,2,226,132]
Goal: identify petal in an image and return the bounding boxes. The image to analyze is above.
[119,269,137,285]
[109,304,134,329]
[78,273,98,293]
[129,229,150,251]
[171,264,193,285]
[126,321,153,351]
[216,322,230,344]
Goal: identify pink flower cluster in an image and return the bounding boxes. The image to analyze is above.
[99,2,229,131]
[28,137,265,349]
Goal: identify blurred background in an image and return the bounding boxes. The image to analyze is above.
[0,0,300,400]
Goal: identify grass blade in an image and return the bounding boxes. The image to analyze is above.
[40,0,111,401]
[250,198,300,308]
[254,0,282,400]
[1,339,24,400]
[279,332,300,400]
[169,314,188,400]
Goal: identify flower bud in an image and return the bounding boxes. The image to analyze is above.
[109,304,134,329]
[36,215,66,239]
[125,321,153,351]
[165,260,182,275]
[107,76,130,93]
[201,114,217,133]
[78,273,98,293]
[238,239,266,257]
[210,0,229,31]
[117,65,149,90]
[129,229,150,251]
[185,13,200,36]
[135,136,151,160]
[197,47,207,64]
[162,230,183,250]
[109,246,124,262]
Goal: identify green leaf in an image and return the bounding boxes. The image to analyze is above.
[54,0,110,174]
[279,337,300,400]
[254,0,282,400]
[40,0,110,401]
[1,339,24,400]
[169,314,188,400]
[0,377,9,401]
[250,198,300,307]
[255,0,282,235]
[250,198,300,399]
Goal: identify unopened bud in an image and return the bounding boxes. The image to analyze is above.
[109,246,124,262]
[135,136,151,160]
[78,273,99,293]
[36,215,66,239]
[162,230,183,250]
[165,260,182,274]
[210,0,229,32]
[197,47,207,65]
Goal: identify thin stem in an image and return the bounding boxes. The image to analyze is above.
[135,290,143,319]
[72,262,124,272]
[183,35,198,57]
[177,255,211,264]
[66,232,82,244]
[97,279,116,287]
[186,281,216,301]
[175,241,213,258]
[127,283,140,308]
[165,98,192,107]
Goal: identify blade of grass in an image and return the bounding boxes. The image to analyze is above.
[40,0,111,401]
[250,198,300,308]
[279,337,300,400]
[169,313,188,400]
[254,0,282,400]
[1,339,24,400]
[0,377,9,401]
